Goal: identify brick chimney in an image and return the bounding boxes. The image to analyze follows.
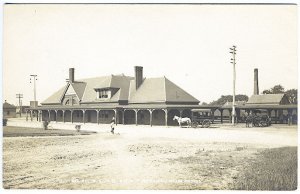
[69,68,75,83]
[134,66,143,89]
[254,68,259,95]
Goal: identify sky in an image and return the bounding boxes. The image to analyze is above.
[2,4,298,106]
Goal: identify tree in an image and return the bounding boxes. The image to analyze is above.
[263,84,285,94]
[209,94,248,105]
[201,102,208,105]
[262,85,297,104]
[285,89,297,104]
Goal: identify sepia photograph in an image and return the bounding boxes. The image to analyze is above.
[1,1,298,190]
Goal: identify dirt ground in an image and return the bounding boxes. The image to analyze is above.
[2,123,298,190]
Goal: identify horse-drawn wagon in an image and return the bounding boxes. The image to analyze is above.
[190,109,213,128]
[246,109,272,127]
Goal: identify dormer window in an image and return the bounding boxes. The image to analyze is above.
[94,87,119,100]
[96,89,112,99]
[99,90,109,98]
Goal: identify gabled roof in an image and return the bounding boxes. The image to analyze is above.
[71,82,87,100]
[42,75,134,104]
[80,75,133,102]
[3,101,16,109]
[164,77,199,103]
[128,77,199,104]
[42,86,67,104]
[247,94,288,105]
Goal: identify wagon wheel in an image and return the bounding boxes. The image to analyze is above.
[253,122,259,127]
[191,121,198,128]
[253,120,260,127]
[202,119,211,128]
[260,121,268,127]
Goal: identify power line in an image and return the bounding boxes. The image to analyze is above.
[230,45,237,125]
[16,93,23,117]
[30,75,38,105]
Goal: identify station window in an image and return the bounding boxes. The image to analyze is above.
[98,90,109,98]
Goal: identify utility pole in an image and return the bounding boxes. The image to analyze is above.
[30,75,38,103]
[230,45,237,125]
[16,93,23,117]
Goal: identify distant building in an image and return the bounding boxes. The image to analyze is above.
[3,101,16,118]
[247,93,290,105]
[16,105,30,115]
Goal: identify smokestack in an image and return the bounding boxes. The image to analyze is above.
[134,66,143,89]
[69,68,75,83]
[254,68,259,95]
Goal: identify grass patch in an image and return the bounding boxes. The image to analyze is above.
[3,126,96,137]
[233,146,297,190]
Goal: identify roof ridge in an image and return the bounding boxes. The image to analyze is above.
[163,76,167,102]
[128,79,133,100]
[80,82,87,102]
[109,75,113,87]
[59,84,70,103]
[70,83,80,101]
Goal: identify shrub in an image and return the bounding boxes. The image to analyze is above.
[3,119,7,126]
[42,121,49,130]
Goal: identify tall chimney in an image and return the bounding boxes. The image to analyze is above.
[254,68,259,95]
[69,68,75,83]
[134,66,143,89]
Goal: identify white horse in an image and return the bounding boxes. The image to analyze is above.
[173,115,191,128]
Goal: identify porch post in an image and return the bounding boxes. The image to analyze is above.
[228,109,232,123]
[97,110,100,125]
[164,109,168,126]
[82,110,85,124]
[55,110,58,123]
[26,110,28,121]
[40,110,43,122]
[71,110,73,123]
[212,109,216,124]
[114,109,117,126]
[149,109,153,127]
[135,109,139,126]
[122,110,125,124]
[38,110,41,122]
[288,109,293,125]
[62,110,65,123]
[236,109,240,123]
[30,110,33,121]
[275,109,278,124]
[48,110,51,121]
[179,110,183,117]
[220,109,223,124]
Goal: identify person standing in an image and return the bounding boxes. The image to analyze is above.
[110,116,115,134]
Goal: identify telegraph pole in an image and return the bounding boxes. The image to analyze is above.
[30,75,38,102]
[230,45,237,125]
[16,93,23,117]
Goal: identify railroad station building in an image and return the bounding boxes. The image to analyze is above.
[26,67,297,126]
[27,66,201,126]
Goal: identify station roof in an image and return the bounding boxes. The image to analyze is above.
[247,94,288,105]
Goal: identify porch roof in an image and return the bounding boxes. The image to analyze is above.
[27,104,210,111]
[220,104,298,110]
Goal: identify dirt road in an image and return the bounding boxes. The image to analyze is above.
[2,124,297,189]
